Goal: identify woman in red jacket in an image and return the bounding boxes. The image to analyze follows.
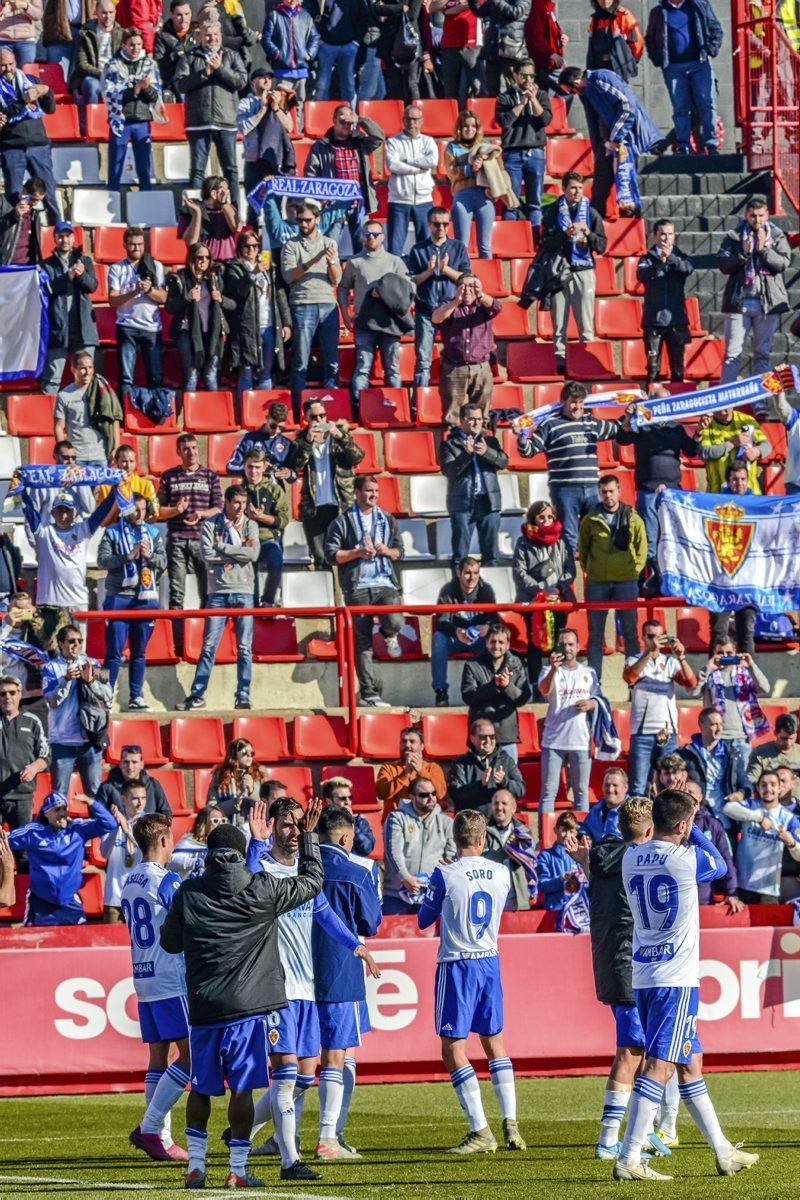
[525,0,566,92]
[116,0,161,52]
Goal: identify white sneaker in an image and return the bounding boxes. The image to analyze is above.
[384,635,402,659]
[715,1144,759,1176]
[613,1159,673,1182]
[363,695,391,707]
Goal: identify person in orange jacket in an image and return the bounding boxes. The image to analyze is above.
[586,0,644,83]
[376,725,448,822]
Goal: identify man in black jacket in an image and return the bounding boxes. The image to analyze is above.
[0,673,49,834]
[95,745,172,816]
[432,555,496,706]
[439,403,509,574]
[40,221,99,396]
[495,59,551,241]
[0,177,45,266]
[0,50,61,223]
[155,1,199,99]
[636,219,693,385]
[160,798,324,1190]
[565,797,673,1160]
[448,717,525,813]
[461,621,532,757]
[305,106,385,253]
[325,474,405,708]
[468,0,531,95]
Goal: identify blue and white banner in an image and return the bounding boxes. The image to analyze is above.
[514,386,644,440]
[631,367,798,430]
[0,266,48,381]
[0,638,59,693]
[9,464,123,494]
[657,488,800,612]
[247,175,362,215]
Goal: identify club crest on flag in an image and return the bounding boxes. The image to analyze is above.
[703,501,755,578]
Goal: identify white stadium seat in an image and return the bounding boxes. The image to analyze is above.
[52,147,102,186]
[126,190,177,228]
[71,189,122,225]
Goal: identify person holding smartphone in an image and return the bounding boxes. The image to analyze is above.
[623,618,696,796]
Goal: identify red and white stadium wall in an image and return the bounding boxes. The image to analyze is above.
[2,925,800,1095]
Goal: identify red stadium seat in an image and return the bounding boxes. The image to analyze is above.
[206,432,240,476]
[509,257,533,295]
[761,423,787,464]
[231,716,291,761]
[417,98,459,136]
[414,386,446,425]
[490,221,535,259]
[293,141,312,173]
[156,769,190,814]
[467,97,502,136]
[621,338,666,379]
[150,225,187,266]
[502,428,545,470]
[26,435,55,463]
[493,301,532,338]
[536,306,578,340]
[546,96,575,136]
[398,341,440,383]
[566,341,617,380]
[170,717,226,765]
[0,873,30,922]
[684,339,724,381]
[518,710,541,757]
[262,765,313,802]
[622,255,645,295]
[123,394,179,434]
[420,712,469,758]
[300,388,353,425]
[384,430,438,473]
[192,767,214,809]
[149,104,186,141]
[147,433,181,476]
[321,764,378,811]
[85,104,109,139]
[372,474,401,514]
[241,388,296,431]
[252,618,304,662]
[93,225,129,264]
[183,616,237,664]
[78,872,104,918]
[303,100,341,139]
[546,137,593,178]
[94,306,117,344]
[41,225,85,258]
[471,258,508,297]
[603,218,647,258]
[106,718,167,765]
[352,431,380,474]
[27,62,68,95]
[685,297,708,337]
[43,105,80,140]
[293,714,351,760]
[6,393,54,436]
[358,712,413,760]
[507,343,561,382]
[594,256,621,296]
[518,760,543,810]
[675,606,711,653]
[531,381,567,408]
[595,297,643,338]
[360,387,413,429]
[360,809,384,860]
[183,390,237,434]
[359,100,404,129]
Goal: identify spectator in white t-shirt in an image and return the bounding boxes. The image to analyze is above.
[537,627,600,836]
[101,776,147,921]
[622,618,697,797]
[107,225,167,398]
[21,486,116,621]
[724,769,800,902]
[53,351,120,467]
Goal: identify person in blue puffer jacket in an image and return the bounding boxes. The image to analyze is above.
[262,0,319,135]
[645,0,723,154]
[537,811,587,910]
[8,789,117,925]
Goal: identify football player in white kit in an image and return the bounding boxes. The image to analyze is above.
[418,809,525,1155]
[615,789,760,1182]
[238,797,380,1179]
[122,812,190,1163]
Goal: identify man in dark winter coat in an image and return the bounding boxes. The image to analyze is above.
[439,402,509,572]
[645,0,723,154]
[448,717,525,813]
[469,0,531,94]
[39,221,99,395]
[461,622,532,756]
[431,556,496,707]
[155,1,199,98]
[96,744,172,816]
[636,219,693,384]
[160,799,323,1189]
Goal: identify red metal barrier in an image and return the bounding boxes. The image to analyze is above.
[733,0,800,212]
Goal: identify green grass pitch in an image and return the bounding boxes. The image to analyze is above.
[0,1072,797,1199]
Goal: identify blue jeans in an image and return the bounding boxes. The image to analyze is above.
[44,23,80,81]
[450,497,500,570]
[663,59,718,150]
[502,147,545,227]
[636,490,660,565]
[189,592,253,702]
[50,741,104,798]
[0,39,36,64]
[586,580,641,681]
[256,540,283,606]
[452,186,495,259]
[628,732,677,797]
[108,121,152,191]
[188,128,240,207]
[103,594,158,697]
[177,330,218,391]
[0,144,61,223]
[357,45,386,100]
[117,326,163,393]
[387,201,433,256]
[239,326,276,392]
[352,328,400,400]
[550,483,597,555]
[290,303,340,411]
[431,631,486,692]
[315,40,358,106]
[414,310,435,388]
[75,75,103,135]
[539,747,590,834]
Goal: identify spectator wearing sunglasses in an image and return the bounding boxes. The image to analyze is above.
[46,624,112,799]
[383,775,456,914]
[23,441,96,522]
[95,742,173,816]
[320,776,376,858]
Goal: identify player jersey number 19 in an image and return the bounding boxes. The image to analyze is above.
[120,897,156,948]
[627,873,679,931]
[470,890,493,939]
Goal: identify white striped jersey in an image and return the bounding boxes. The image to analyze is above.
[120,861,186,1002]
[420,855,509,962]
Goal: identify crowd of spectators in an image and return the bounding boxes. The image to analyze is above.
[0,0,797,929]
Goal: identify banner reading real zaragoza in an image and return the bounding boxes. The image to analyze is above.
[657,488,800,612]
[0,265,48,380]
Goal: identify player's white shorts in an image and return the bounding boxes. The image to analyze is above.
[435,956,503,1040]
[634,985,701,1064]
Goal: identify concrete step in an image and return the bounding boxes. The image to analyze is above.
[638,168,774,197]
[640,151,749,175]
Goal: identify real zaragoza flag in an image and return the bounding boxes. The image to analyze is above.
[657,488,800,613]
[0,265,48,380]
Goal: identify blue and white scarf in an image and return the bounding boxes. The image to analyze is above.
[212,515,244,586]
[592,692,622,761]
[614,141,640,213]
[9,464,123,494]
[247,174,363,216]
[503,823,539,902]
[515,387,644,441]
[558,194,592,268]
[0,638,59,693]
[352,503,392,586]
[100,50,162,138]
[630,367,800,430]
[118,518,159,601]
[556,870,591,933]
[706,665,770,742]
[0,70,44,126]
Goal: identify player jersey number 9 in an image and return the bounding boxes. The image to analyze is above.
[627,872,679,931]
[470,890,493,939]
[121,896,156,948]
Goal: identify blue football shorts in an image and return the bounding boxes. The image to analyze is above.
[317,1000,371,1050]
[435,956,503,1040]
[189,1016,270,1096]
[266,1000,320,1059]
[138,994,190,1044]
[634,986,701,1064]
[612,1002,645,1049]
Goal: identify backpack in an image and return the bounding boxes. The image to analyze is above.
[77,678,111,750]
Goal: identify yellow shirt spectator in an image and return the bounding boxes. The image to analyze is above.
[96,473,159,525]
[698,409,769,493]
